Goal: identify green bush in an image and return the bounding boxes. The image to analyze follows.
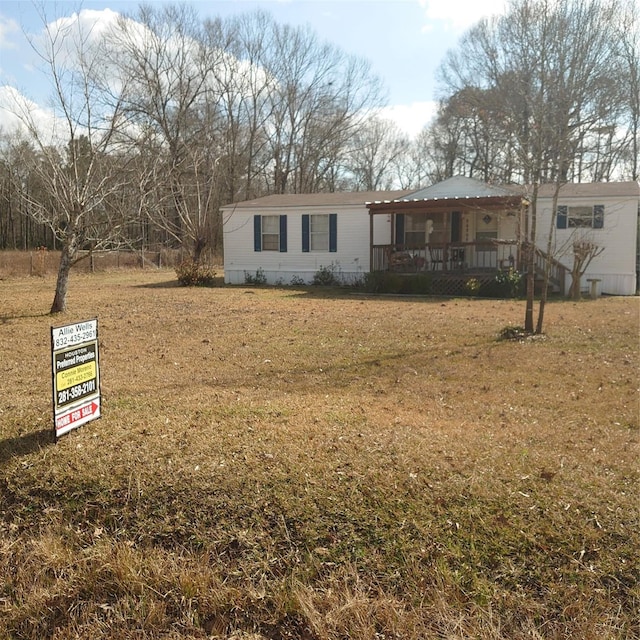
[479,268,524,298]
[494,267,524,298]
[364,271,431,294]
[312,263,341,286]
[175,261,217,287]
[364,271,398,293]
[244,268,267,285]
[465,277,481,296]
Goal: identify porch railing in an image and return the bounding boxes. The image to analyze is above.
[534,247,568,296]
[372,241,521,274]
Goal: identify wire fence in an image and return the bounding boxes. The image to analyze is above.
[0,248,217,279]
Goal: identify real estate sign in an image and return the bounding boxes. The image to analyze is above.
[51,319,101,439]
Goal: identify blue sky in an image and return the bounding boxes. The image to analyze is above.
[0,0,507,138]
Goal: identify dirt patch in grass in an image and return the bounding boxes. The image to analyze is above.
[1,270,638,639]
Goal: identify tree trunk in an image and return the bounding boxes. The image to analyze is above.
[569,266,583,300]
[535,278,548,334]
[524,241,535,333]
[192,237,206,264]
[50,236,77,314]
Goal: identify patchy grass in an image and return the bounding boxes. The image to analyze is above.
[1,270,638,639]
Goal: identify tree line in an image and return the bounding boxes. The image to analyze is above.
[0,0,637,316]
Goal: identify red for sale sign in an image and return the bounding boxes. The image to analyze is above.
[51,319,101,439]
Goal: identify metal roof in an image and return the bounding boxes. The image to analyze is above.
[221,179,639,211]
[395,176,518,202]
[222,190,413,210]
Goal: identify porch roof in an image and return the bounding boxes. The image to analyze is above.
[367,194,526,215]
[366,176,526,215]
[399,176,519,200]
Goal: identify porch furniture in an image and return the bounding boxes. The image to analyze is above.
[371,240,524,278]
[428,246,445,271]
[451,247,466,270]
[388,250,416,272]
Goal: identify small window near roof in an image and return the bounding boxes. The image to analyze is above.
[558,205,605,229]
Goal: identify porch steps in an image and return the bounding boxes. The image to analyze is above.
[533,248,567,295]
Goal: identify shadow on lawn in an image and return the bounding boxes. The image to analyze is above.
[1,311,51,324]
[0,429,54,466]
[136,279,182,289]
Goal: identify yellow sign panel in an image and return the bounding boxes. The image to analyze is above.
[56,361,96,391]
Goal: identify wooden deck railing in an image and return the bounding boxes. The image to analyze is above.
[372,241,521,274]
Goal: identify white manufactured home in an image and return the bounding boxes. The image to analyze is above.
[221,177,640,295]
[534,181,640,297]
[221,190,412,286]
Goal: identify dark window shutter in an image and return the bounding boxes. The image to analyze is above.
[254,215,262,251]
[329,213,337,252]
[557,206,567,229]
[279,215,287,252]
[302,215,310,252]
[593,205,604,229]
[395,214,405,245]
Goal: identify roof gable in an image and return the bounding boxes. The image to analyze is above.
[400,176,518,201]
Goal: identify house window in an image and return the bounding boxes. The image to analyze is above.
[261,215,280,250]
[302,213,337,252]
[557,205,604,229]
[476,230,498,250]
[405,215,426,246]
[254,215,287,252]
[310,214,329,250]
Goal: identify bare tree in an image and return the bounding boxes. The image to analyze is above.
[6,7,135,313]
[439,0,626,333]
[105,4,224,264]
[206,11,280,203]
[616,0,640,181]
[567,236,605,299]
[346,116,409,190]
[255,20,384,194]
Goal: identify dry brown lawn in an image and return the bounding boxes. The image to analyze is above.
[1,269,638,639]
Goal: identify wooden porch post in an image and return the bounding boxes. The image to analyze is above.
[369,208,374,272]
[444,211,450,269]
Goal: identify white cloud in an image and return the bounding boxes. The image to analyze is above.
[419,0,507,31]
[380,101,438,138]
[0,15,19,49]
[0,85,63,143]
[35,8,121,68]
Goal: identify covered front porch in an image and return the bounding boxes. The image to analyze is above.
[367,177,528,278]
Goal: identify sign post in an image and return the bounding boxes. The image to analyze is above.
[51,318,101,439]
